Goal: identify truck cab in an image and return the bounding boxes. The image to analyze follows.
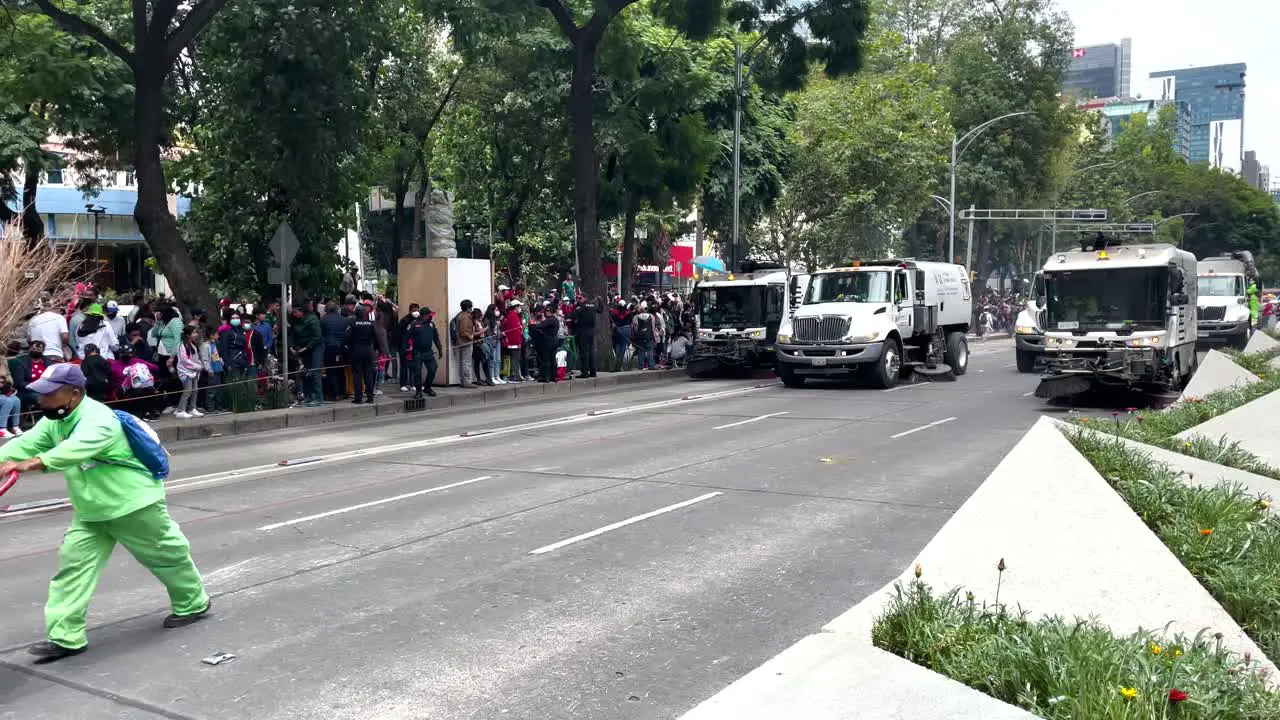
[1196,252,1257,349]
[1035,238,1198,399]
[1014,271,1046,373]
[775,260,971,389]
[687,268,788,376]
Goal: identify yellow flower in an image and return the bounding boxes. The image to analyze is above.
[914,563,923,579]
[1184,441,1193,448]
[1200,528,1214,537]
[1173,648,1183,658]
[1119,687,1137,700]
[1260,500,1272,510]
[1150,643,1163,655]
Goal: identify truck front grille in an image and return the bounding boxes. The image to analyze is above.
[1197,306,1225,321]
[793,316,852,343]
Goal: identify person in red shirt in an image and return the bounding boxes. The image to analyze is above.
[500,300,527,382]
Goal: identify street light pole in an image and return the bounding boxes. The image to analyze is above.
[732,40,742,275]
[948,111,1031,265]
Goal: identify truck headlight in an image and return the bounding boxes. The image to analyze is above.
[1125,335,1164,348]
[748,329,765,339]
[697,328,713,339]
[1046,336,1075,348]
[776,334,792,345]
[849,332,880,343]
[1015,325,1039,335]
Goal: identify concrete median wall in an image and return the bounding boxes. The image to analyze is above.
[1176,389,1280,468]
[1245,331,1280,355]
[1179,349,1258,401]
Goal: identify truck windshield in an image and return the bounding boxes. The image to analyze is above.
[803,271,891,304]
[1198,275,1244,297]
[696,286,764,328]
[1044,267,1168,331]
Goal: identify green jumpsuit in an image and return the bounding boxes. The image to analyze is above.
[1248,283,1261,327]
[0,397,208,649]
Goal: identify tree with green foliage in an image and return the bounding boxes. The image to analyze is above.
[943,0,1075,286]
[174,0,395,299]
[457,0,870,316]
[759,27,949,270]
[29,0,230,311]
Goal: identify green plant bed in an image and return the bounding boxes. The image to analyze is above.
[1223,347,1280,377]
[1071,376,1280,479]
[873,579,1280,719]
[1069,430,1280,665]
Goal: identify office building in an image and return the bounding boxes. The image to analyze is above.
[1148,63,1246,172]
[1079,97,1192,161]
[1243,151,1262,188]
[1063,39,1132,99]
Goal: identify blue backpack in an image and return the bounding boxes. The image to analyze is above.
[114,410,171,481]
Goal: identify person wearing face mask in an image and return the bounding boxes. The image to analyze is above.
[401,306,443,398]
[0,364,210,662]
[396,303,421,391]
[104,301,126,343]
[13,340,49,418]
[217,313,251,380]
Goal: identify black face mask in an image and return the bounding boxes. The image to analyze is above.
[30,350,42,358]
[41,404,71,421]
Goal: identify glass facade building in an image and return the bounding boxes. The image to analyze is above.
[1063,39,1132,99]
[1148,64,1246,171]
[1081,98,1192,162]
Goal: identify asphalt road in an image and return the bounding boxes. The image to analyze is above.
[1,338,1051,720]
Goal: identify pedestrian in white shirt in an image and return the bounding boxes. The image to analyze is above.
[74,304,120,360]
[29,300,71,362]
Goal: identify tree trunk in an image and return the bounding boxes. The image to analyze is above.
[20,163,44,246]
[133,72,214,311]
[567,36,611,362]
[501,219,521,281]
[412,168,429,257]
[621,199,638,298]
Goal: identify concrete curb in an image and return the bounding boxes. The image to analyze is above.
[1245,331,1280,355]
[152,368,690,443]
[1176,389,1280,467]
[681,417,1276,719]
[1179,349,1258,401]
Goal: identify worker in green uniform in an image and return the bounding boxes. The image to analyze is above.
[0,364,210,663]
[1247,282,1261,329]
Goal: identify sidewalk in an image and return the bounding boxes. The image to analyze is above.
[149,368,688,443]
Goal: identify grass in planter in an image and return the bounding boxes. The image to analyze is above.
[1222,346,1280,377]
[1069,429,1280,663]
[1072,376,1280,479]
[872,579,1280,719]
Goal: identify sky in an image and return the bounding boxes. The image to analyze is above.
[1054,0,1279,184]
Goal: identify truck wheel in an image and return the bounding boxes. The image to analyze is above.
[1016,349,1037,373]
[1233,331,1250,350]
[945,331,968,376]
[871,339,902,389]
[778,365,805,388]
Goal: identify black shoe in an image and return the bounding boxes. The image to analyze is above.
[425,388,437,397]
[163,600,211,629]
[366,397,375,404]
[413,391,424,399]
[589,372,598,378]
[352,398,364,405]
[28,641,86,663]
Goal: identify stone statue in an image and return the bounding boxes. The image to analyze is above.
[424,189,457,258]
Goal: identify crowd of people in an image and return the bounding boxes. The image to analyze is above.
[2,274,699,430]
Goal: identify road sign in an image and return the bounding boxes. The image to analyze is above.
[267,267,285,285]
[270,221,299,267]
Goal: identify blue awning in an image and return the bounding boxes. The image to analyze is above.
[5,186,191,217]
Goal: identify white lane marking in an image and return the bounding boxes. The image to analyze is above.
[882,383,930,393]
[529,492,723,555]
[1022,391,1035,397]
[259,476,492,530]
[3,384,772,518]
[889,416,958,439]
[1002,362,1017,368]
[713,412,789,430]
[203,558,258,583]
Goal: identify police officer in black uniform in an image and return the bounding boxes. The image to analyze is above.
[345,306,379,404]
[402,308,444,398]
